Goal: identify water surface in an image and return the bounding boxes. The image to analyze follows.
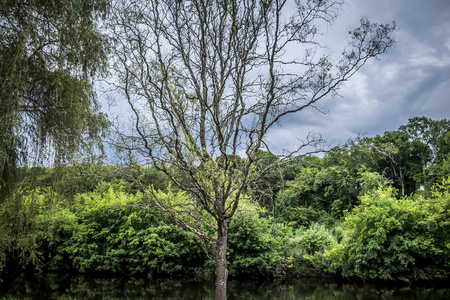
[1,274,449,299]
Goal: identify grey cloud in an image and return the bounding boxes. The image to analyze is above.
[101,0,450,154]
[269,0,450,149]
[322,0,450,139]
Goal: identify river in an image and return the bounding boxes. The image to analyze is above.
[1,274,449,299]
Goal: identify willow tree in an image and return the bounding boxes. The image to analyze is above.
[110,0,395,298]
[0,0,109,198]
[0,0,109,277]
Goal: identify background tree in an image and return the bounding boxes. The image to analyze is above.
[359,131,422,197]
[399,117,450,189]
[356,117,449,196]
[110,0,395,298]
[0,0,109,278]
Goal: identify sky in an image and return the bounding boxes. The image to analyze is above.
[266,0,450,152]
[101,0,450,155]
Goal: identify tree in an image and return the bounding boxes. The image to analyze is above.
[358,131,421,197]
[359,117,450,197]
[0,0,110,199]
[0,0,109,279]
[110,0,395,298]
[399,117,450,188]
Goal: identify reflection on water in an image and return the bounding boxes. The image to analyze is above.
[1,274,449,300]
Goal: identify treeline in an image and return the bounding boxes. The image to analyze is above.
[0,117,449,284]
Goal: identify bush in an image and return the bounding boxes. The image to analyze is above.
[37,187,208,276]
[342,179,450,281]
[227,213,283,278]
[283,223,334,276]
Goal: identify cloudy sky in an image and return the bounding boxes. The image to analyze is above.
[266,0,450,151]
[102,0,450,155]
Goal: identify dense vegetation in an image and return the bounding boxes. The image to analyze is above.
[1,1,399,298]
[0,117,449,285]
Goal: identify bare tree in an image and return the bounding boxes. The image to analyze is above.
[109,0,395,298]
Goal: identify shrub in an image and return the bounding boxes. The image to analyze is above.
[38,187,208,276]
[227,213,283,278]
[284,223,333,276]
[342,179,450,281]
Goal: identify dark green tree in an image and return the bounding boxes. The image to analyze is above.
[399,117,450,188]
[0,0,110,199]
[358,117,449,196]
[359,131,425,196]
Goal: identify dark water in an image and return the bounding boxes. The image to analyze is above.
[1,274,449,300]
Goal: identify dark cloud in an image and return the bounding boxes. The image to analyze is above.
[102,0,450,154]
[270,0,450,150]
[356,0,450,130]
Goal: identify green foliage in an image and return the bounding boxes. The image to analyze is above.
[282,165,320,207]
[227,213,283,278]
[280,206,319,229]
[2,117,449,284]
[283,223,335,276]
[0,0,110,202]
[275,160,324,227]
[297,223,332,254]
[342,179,450,281]
[40,187,208,277]
[277,153,363,222]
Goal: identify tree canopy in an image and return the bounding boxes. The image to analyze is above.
[0,0,110,199]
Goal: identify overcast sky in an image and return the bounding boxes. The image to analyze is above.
[266,0,450,152]
[102,0,450,155]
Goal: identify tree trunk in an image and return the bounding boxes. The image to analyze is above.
[215,219,228,300]
[399,168,406,196]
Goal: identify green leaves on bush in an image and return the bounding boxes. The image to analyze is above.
[227,214,283,277]
[283,223,338,276]
[38,187,208,276]
[342,179,450,281]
